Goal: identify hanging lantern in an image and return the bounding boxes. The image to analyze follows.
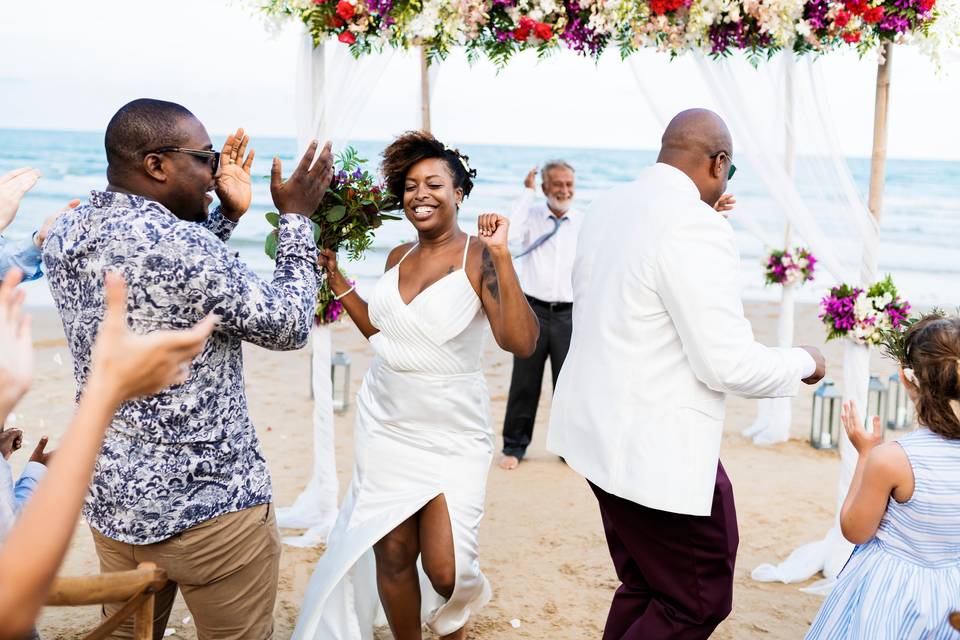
[331,350,351,414]
[811,380,843,449]
[866,376,888,434]
[884,372,916,430]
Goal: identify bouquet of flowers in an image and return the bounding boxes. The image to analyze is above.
[763,247,816,286]
[264,146,399,322]
[316,271,356,325]
[819,275,911,346]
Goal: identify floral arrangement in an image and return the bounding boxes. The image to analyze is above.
[264,146,399,323]
[819,274,911,346]
[257,0,940,62]
[764,247,816,286]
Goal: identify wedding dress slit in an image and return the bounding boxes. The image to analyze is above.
[293,235,493,639]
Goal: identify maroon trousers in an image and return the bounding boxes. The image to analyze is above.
[588,462,739,640]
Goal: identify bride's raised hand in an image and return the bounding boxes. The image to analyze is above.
[477,213,509,253]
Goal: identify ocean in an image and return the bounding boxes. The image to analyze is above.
[2,128,958,308]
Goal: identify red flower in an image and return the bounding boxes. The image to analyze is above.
[834,10,851,26]
[328,15,346,27]
[533,22,553,40]
[863,6,884,22]
[338,30,357,44]
[650,0,669,14]
[842,30,862,42]
[919,0,936,9]
[336,1,356,20]
[845,0,867,15]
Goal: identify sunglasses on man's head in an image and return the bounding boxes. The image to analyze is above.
[710,151,736,180]
[149,147,220,174]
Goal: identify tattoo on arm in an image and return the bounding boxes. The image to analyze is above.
[481,248,500,301]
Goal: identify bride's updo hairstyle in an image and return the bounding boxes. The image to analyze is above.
[381,131,477,210]
[903,314,960,439]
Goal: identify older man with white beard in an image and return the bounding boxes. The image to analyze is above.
[499,160,581,470]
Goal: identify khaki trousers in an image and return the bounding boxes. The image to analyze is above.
[91,503,280,640]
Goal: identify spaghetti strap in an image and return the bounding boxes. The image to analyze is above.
[397,243,419,265]
[461,235,471,270]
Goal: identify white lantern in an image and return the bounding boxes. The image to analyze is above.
[884,372,916,430]
[331,350,351,414]
[811,380,843,449]
[866,376,888,433]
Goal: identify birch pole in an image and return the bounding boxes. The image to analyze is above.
[420,47,432,132]
[867,43,893,224]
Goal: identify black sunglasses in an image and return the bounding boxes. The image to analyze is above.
[149,147,220,174]
[710,151,737,180]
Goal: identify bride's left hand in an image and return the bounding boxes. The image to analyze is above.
[477,213,509,251]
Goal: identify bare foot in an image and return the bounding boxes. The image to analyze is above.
[440,625,466,640]
[498,455,519,470]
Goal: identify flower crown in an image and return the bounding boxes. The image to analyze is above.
[443,144,474,177]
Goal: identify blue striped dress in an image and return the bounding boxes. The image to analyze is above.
[806,428,960,639]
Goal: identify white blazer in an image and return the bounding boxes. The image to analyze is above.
[547,163,814,516]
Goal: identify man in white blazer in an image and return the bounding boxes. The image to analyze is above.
[547,109,825,639]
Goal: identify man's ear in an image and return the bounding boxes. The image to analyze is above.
[143,153,168,182]
[711,154,725,180]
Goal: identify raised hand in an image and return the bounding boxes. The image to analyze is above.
[87,272,218,405]
[216,128,256,221]
[0,428,23,460]
[35,199,81,249]
[524,166,539,190]
[841,400,883,456]
[0,168,41,233]
[714,193,736,215]
[0,269,34,421]
[270,140,334,216]
[477,213,510,252]
[29,436,53,466]
[800,346,826,385]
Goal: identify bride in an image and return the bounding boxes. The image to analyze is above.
[293,131,539,640]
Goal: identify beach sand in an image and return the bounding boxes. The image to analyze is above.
[15,301,896,639]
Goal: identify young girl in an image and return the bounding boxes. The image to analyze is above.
[807,315,960,639]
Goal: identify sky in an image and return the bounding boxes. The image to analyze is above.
[1,0,958,159]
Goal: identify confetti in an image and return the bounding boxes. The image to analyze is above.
[182,616,191,624]
[510,619,521,629]
[163,629,176,638]
[53,352,63,366]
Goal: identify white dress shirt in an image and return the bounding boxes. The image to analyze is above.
[508,188,583,303]
[547,163,815,516]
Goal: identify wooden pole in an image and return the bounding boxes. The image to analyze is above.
[420,47,431,133]
[867,42,893,223]
[783,53,796,247]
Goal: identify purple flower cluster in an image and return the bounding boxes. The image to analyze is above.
[322,299,345,324]
[708,19,772,54]
[820,287,862,331]
[367,0,394,16]
[560,2,606,56]
[888,299,911,327]
[803,0,831,31]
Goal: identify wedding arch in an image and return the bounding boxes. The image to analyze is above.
[253,0,955,588]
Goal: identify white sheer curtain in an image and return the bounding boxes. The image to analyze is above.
[279,35,396,548]
[629,50,881,589]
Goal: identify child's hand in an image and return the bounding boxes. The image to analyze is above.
[28,436,53,466]
[841,400,883,455]
[0,428,23,459]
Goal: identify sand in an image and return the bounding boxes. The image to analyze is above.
[12,300,896,639]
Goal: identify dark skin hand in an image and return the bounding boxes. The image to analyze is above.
[28,436,53,466]
[0,428,22,460]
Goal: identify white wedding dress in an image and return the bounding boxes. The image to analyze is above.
[293,236,493,639]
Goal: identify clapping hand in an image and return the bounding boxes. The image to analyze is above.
[0,428,23,460]
[0,168,41,233]
[270,140,334,216]
[478,213,510,252]
[87,273,218,405]
[841,400,883,456]
[714,194,736,217]
[29,436,53,466]
[0,269,34,421]
[216,128,256,222]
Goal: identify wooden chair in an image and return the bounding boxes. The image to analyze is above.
[949,611,960,631]
[45,562,168,640]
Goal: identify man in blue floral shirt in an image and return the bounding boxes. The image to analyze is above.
[42,99,333,639]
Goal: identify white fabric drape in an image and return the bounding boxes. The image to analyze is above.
[278,35,396,546]
[629,50,881,588]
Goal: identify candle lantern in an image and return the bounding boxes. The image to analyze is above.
[884,372,916,430]
[811,380,843,449]
[866,376,888,433]
[331,350,351,414]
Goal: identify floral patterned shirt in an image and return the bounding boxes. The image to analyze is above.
[42,191,318,544]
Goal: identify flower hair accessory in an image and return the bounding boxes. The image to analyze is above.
[443,144,473,176]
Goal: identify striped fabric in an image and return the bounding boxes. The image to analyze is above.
[806,428,960,639]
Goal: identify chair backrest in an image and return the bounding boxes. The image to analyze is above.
[45,561,168,640]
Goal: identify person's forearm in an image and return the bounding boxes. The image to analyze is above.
[839,453,869,529]
[0,377,120,638]
[199,206,238,243]
[327,273,377,339]
[489,247,538,355]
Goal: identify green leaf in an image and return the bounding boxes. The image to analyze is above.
[311,220,321,243]
[326,205,347,222]
[265,212,280,228]
[264,230,278,261]
[379,213,403,221]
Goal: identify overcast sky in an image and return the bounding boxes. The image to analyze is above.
[2,0,958,159]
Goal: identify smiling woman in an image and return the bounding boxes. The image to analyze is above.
[295,131,538,640]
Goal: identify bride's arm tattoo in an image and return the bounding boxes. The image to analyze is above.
[481,248,500,301]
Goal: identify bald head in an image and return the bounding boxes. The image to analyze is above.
[657,109,734,207]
